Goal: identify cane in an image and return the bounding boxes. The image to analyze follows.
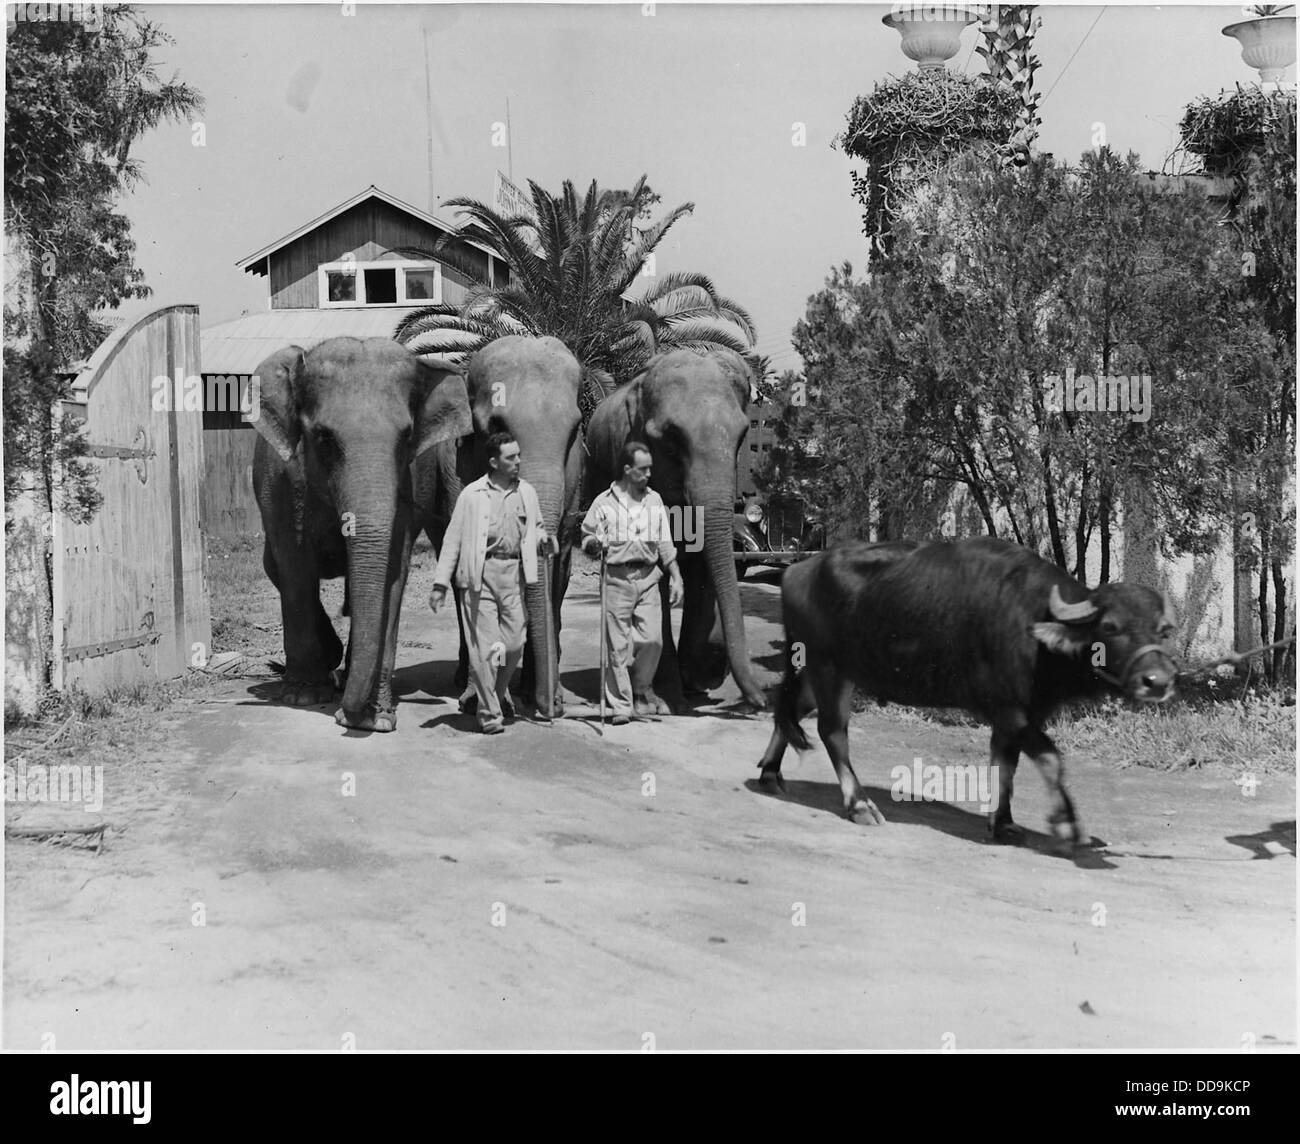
[598,546,608,736]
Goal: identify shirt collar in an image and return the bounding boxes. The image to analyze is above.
[610,481,650,509]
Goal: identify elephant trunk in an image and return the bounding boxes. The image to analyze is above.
[698,496,768,709]
[523,467,564,715]
[340,488,403,718]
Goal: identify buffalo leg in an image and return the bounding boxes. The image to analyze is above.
[757,670,814,794]
[1020,726,1089,846]
[813,671,884,825]
[987,719,1024,843]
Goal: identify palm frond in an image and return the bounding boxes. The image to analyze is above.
[659,322,752,357]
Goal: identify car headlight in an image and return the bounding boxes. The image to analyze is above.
[744,503,764,524]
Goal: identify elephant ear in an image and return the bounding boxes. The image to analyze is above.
[708,348,755,410]
[245,346,305,463]
[413,358,472,456]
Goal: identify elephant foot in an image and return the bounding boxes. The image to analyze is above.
[334,705,397,732]
[281,680,338,707]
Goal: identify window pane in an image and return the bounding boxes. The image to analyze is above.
[404,268,437,300]
[364,268,397,304]
[326,270,356,303]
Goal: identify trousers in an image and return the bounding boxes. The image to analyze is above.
[458,556,526,729]
[601,562,663,715]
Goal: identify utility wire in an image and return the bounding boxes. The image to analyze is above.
[1042,5,1107,104]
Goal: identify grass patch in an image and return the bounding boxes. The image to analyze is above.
[859,684,1295,775]
[4,672,222,773]
[206,535,283,658]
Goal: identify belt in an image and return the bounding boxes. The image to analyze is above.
[608,559,655,569]
[487,550,520,560]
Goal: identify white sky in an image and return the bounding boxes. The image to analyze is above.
[108,2,1290,373]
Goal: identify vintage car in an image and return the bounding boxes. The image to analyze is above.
[733,493,824,580]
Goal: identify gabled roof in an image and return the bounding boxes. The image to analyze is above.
[236,185,501,276]
[200,307,431,375]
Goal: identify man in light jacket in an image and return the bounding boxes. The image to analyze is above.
[431,432,555,733]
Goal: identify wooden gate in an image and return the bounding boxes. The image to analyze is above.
[52,305,212,692]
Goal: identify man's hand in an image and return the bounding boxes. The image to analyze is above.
[430,584,448,613]
[668,569,684,607]
[582,535,607,558]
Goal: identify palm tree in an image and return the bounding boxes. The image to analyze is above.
[393,175,759,419]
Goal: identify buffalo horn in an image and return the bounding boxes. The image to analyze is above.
[1049,584,1098,624]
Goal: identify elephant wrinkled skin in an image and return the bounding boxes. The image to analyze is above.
[583,348,767,712]
[250,337,471,731]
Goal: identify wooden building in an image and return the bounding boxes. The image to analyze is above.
[200,185,507,540]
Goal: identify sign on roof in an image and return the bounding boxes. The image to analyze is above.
[493,171,543,256]
[493,170,535,222]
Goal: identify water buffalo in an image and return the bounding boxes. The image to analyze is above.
[757,537,1177,845]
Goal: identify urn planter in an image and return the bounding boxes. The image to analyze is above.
[1222,15,1297,83]
[883,4,982,71]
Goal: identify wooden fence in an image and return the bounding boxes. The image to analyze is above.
[52,305,212,692]
[201,403,261,542]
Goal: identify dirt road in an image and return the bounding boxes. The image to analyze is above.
[5,569,1295,1049]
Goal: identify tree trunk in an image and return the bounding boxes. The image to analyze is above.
[1270,555,1289,686]
[1099,479,1112,584]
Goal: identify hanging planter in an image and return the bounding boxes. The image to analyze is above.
[1222,10,1296,83]
[883,4,982,71]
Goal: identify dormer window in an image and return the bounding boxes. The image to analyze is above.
[318,260,442,307]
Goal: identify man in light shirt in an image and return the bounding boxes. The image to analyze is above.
[431,432,555,734]
[580,441,684,723]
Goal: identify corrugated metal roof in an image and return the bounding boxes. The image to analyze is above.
[200,307,428,375]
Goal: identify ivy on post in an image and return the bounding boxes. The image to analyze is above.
[835,72,1019,265]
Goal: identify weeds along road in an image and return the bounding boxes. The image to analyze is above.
[4,561,1295,1049]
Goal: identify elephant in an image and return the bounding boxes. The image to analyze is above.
[582,348,768,712]
[250,336,472,731]
[458,335,584,717]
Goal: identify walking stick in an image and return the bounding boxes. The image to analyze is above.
[598,547,608,736]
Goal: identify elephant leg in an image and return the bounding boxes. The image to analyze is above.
[677,556,721,695]
[652,571,687,713]
[268,541,342,707]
